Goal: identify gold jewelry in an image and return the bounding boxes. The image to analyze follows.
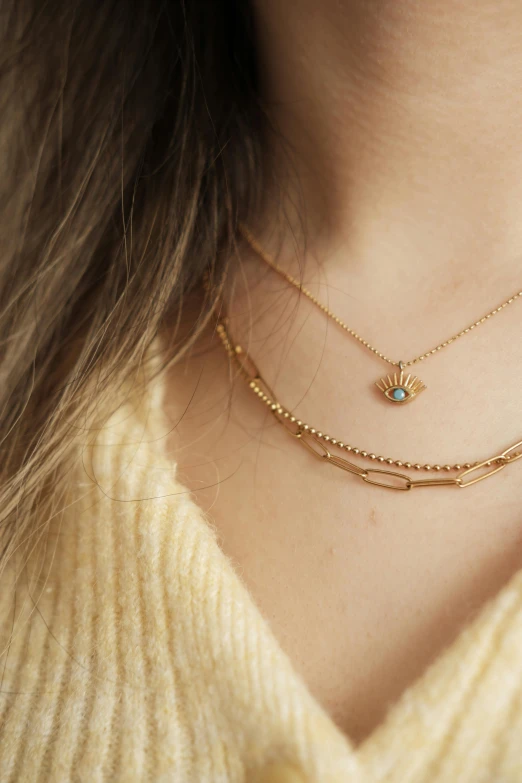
[216,319,522,491]
[240,224,522,406]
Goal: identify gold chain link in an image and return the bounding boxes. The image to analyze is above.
[216,320,522,491]
[240,224,522,368]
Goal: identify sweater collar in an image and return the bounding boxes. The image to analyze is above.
[88,341,522,782]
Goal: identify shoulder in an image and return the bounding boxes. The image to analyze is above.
[0,362,219,780]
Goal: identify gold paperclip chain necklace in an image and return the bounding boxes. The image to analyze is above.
[240,224,522,406]
[216,319,522,491]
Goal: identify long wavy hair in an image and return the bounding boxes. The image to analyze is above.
[0,1,268,574]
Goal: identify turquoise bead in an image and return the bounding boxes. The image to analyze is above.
[392,388,407,401]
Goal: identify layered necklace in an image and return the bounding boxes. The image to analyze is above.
[215,226,522,491]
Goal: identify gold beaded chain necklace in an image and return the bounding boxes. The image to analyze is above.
[215,319,522,491]
[239,224,522,406]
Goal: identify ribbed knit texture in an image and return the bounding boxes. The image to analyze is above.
[1,346,522,782]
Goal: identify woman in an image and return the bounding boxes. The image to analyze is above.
[1,1,522,781]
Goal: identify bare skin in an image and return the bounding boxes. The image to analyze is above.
[165,1,522,746]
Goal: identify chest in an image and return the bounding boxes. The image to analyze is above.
[168,405,522,746]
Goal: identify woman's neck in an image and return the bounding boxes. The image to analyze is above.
[253,0,522,280]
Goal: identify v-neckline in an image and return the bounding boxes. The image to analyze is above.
[162,423,522,777]
[145,342,522,778]
[201,488,522,760]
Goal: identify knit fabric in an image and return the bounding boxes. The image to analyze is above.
[1,348,522,783]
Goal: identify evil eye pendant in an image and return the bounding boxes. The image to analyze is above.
[375,368,426,405]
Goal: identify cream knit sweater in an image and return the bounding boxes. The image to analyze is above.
[1,352,522,783]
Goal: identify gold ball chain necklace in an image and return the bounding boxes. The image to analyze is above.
[214,226,522,491]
